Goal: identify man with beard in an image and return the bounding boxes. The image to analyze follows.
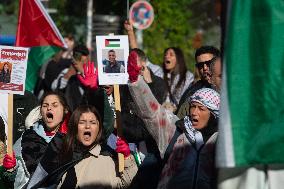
[176,46,220,118]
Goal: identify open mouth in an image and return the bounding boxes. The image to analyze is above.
[46,112,54,122]
[165,60,171,64]
[83,131,91,140]
[191,118,198,126]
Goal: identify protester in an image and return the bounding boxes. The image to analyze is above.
[27,105,137,188]
[0,63,11,83]
[119,48,168,188]
[127,51,220,189]
[51,44,90,111]
[176,46,220,118]
[61,34,75,59]
[209,57,222,92]
[2,91,70,188]
[162,47,194,111]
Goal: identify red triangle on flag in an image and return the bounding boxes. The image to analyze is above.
[105,39,110,47]
[15,0,66,48]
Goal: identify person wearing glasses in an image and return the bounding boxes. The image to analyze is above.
[176,46,220,119]
[104,50,125,73]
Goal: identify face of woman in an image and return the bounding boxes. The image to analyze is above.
[41,95,65,132]
[4,64,8,72]
[77,112,100,147]
[190,102,211,130]
[164,49,177,72]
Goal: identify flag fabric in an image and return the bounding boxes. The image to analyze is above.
[105,39,120,47]
[15,0,67,91]
[217,0,284,167]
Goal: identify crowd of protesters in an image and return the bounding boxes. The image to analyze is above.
[0,20,222,189]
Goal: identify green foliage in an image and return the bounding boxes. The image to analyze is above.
[0,0,18,15]
[49,0,87,43]
[143,0,196,71]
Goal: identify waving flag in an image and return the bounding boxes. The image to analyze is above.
[217,0,284,167]
[16,0,67,91]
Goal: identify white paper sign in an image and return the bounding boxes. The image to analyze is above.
[96,35,129,85]
[0,45,29,95]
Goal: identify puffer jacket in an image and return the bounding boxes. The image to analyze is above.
[128,76,217,189]
[11,120,57,189]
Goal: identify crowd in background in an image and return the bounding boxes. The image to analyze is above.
[0,20,222,189]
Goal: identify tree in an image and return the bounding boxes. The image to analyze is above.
[142,0,196,71]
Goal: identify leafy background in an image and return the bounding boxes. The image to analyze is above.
[0,0,221,72]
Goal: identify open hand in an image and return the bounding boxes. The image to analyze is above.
[77,61,98,90]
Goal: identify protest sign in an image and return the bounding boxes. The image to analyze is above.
[0,45,29,95]
[96,35,129,85]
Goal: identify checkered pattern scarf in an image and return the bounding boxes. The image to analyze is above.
[190,88,220,118]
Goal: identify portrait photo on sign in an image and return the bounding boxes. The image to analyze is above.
[96,35,129,85]
[0,62,12,84]
[102,49,125,74]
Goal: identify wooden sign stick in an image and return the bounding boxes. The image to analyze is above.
[7,94,13,156]
[113,84,124,172]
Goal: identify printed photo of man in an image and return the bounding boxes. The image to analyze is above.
[104,50,125,73]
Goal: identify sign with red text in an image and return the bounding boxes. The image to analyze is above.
[0,45,29,95]
[129,1,154,30]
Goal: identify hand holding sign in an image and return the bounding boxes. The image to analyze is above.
[116,137,131,158]
[77,61,98,90]
[3,151,16,170]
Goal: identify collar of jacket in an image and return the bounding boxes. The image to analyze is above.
[89,144,101,157]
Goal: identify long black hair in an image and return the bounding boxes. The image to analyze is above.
[163,47,187,90]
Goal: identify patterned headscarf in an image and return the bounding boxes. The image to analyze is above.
[189,88,220,118]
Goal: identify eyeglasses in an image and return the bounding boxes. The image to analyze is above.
[195,57,216,69]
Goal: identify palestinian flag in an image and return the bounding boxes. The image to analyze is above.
[15,0,67,92]
[105,39,120,48]
[217,1,284,167]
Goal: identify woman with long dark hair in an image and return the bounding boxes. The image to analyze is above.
[28,105,137,189]
[0,63,11,83]
[162,47,194,110]
[2,91,70,188]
